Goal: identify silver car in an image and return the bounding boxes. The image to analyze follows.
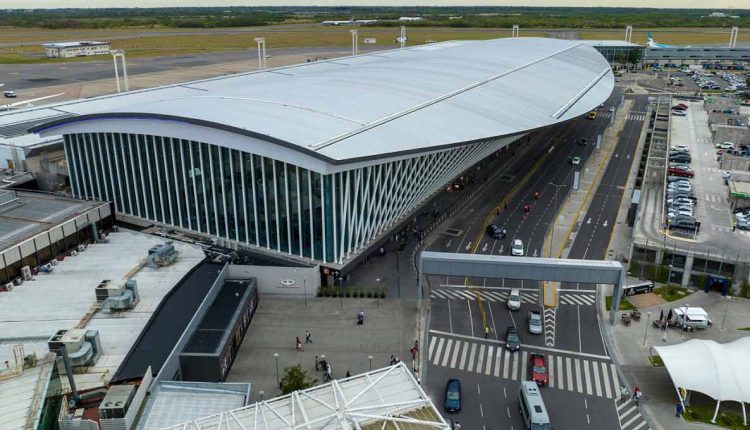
[528,310,542,334]
[507,288,522,311]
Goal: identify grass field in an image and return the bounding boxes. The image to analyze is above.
[0,25,747,64]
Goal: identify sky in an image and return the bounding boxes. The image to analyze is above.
[0,0,746,9]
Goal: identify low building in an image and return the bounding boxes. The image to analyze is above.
[42,41,111,58]
[645,46,750,66]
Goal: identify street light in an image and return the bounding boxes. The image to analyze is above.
[274,352,280,389]
[254,37,266,70]
[350,29,358,56]
[109,50,129,92]
[642,311,652,346]
[368,355,373,371]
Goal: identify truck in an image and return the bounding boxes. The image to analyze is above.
[673,307,711,331]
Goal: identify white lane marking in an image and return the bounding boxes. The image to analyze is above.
[575,358,583,394]
[547,353,555,388]
[441,339,454,368]
[467,343,477,372]
[428,336,437,362]
[611,363,620,399]
[467,299,475,337]
[557,355,564,389]
[459,342,469,370]
[494,347,502,377]
[447,300,454,333]
[602,361,613,399]
[476,344,486,374]
[485,346,494,375]
[503,350,511,379]
[434,338,445,365]
[520,351,528,381]
[450,341,462,369]
[583,360,593,395]
[512,351,520,380]
[593,361,603,397]
[565,357,574,391]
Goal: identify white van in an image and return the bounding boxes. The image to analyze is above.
[673,307,710,330]
[519,381,551,430]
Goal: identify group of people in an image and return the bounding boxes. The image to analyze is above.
[621,385,644,405]
[295,330,313,351]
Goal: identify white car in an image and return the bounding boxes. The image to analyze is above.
[723,171,733,180]
[511,239,524,256]
[507,288,522,311]
[716,142,735,150]
[671,145,690,152]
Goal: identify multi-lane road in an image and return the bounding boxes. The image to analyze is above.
[423,90,652,430]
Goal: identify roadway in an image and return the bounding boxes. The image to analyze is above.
[0,46,384,93]
[424,90,652,430]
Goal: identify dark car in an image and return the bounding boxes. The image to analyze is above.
[505,326,521,351]
[444,378,462,412]
[577,138,588,146]
[486,224,506,240]
[528,353,549,386]
[669,218,698,231]
[671,105,687,111]
[669,155,692,163]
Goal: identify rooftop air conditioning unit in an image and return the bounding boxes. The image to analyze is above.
[47,329,102,368]
[13,277,23,286]
[1,283,13,292]
[50,259,59,266]
[77,244,86,253]
[21,266,32,281]
[98,385,136,419]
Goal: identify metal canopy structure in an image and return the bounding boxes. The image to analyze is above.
[419,251,626,324]
[163,362,448,430]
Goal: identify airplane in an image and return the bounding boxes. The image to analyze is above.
[647,32,690,49]
[0,93,65,111]
[321,20,354,26]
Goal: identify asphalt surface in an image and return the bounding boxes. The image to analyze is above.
[0,46,385,93]
[424,90,652,430]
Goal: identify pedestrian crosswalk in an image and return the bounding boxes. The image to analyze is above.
[427,332,619,399]
[627,113,646,121]
[702,193,725,203]
[616,396,650,430]
[430,287,596,306]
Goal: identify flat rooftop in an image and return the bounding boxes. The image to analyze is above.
[0,230,205,391]
[184,279,253,354]
[0,190,106,251]
[111,261,225,383]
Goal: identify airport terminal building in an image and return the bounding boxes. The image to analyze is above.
[24,38,613,266]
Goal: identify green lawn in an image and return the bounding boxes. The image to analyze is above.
[653,286,691,302]
[684,404,747,429]
[738,327,750,331]
[605,296,636,311]
[648,355,664,367]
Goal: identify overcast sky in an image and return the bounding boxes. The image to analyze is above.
[0,1,745,9]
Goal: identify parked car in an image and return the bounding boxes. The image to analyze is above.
[716,141,735,150]
[671,144,690,152]
[528,310,542,334]
[668,183,693,193]
[668,168,693,178]
[444,379,462,412]
[3,90,16,98]
[667,197,696,206]
[511,239,524,256]
[570,156,581,166]
[671,105,687,111]
[505,327,521,351]
[577,138,588,146]
[507,288,522,311]
[723,171,733,180]
[486,224,506,240]
[528,353,549,386]
[672,110,687,117]
[669,154,691,163]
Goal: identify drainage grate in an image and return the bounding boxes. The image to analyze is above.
[443,228,464,237]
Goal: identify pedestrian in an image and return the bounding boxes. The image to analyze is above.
[632,386,640,401]
[325,363,332,382]
[675,402,684,418]
[484,325,490,339]
[315,355,320,371]
[296,336,303,352]
[390,355,397,366]
[346,370,351,378]
[305,330,312,343]
[379,247,385,256]
[410,346,418,359]
[453,420,461,430]
[357,310,365,327]
[496,207,501,216]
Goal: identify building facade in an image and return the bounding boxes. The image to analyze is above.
[31,37,613,267]
[42,41,111,58]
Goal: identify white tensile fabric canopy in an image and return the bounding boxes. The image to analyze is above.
[654,337,750,424]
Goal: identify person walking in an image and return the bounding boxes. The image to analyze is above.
[315,355,320,371]
[345,370,351,378]
[305,330,312,343]
[325,363,332,382]
[484,325,490,339]
[296,336,303,352]
[675,402,684,418]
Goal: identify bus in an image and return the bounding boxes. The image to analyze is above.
[519,381,551,430]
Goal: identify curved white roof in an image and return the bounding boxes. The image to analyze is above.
[32,37,613,165]
[654,338,750,403]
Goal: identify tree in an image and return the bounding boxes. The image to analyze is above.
[280,365,317,395]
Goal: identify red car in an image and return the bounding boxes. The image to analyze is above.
[528,353,549,386]
[668,167,694,178]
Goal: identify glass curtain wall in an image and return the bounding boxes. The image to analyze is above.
[64,132,505,264]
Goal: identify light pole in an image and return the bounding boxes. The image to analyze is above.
[254,37,266,70]
[109,50,129,92]
[642,311,652,345]
[368,355,373,371]
[273,352,279,389]
[350,29,358,56]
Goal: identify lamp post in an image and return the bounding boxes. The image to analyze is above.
[350,29,358,56]
[642,311,652,345]
[109,50,129,92]
[254,37,266,70]
[368,355,373,371]
[274,352,280,389]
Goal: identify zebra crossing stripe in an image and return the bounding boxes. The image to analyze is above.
[583,360,593,395]
[434,338,445,364]
[602,362,612,399]
[574,359,583,393]
[494,347,502,377]
[449,341,461,369]
[512,351,520,380]
[611,363,620,398]
[432,289,448,299]
[477,344,486,374]
[467,344,477,372]
[632,421,648,430]
[557,356,564,389]
[485,347,494,375]
[547,354,555,388]
[429,336,437,361]
[520,351,528,382]
[565,357,574,391]
[441,339,453,367]
[593,361,603,397]
[503,350,511,379]
[459,342,469,370]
